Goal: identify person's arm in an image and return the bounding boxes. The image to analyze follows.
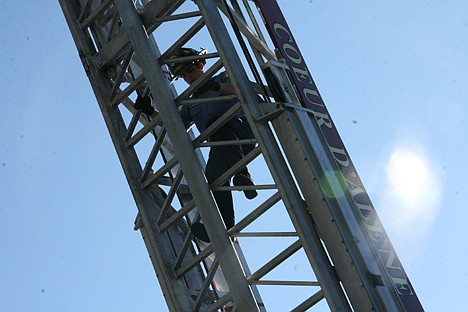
[218,82,235,95]
[135,95,194,130]
[195,73,236,96]
[217,72,236,95]
[179,105,194,130]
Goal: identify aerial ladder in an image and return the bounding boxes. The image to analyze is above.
[59,0,424,311]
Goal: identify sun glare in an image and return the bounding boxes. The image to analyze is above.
[386,151,429,203]
[380,148,442,262]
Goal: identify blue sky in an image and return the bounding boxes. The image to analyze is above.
[1,1,467,311]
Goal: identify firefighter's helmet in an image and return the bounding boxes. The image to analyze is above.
[168,47,207,78]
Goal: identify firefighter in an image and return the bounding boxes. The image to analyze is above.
[135,47,257,242]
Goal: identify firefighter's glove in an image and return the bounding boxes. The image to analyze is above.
[196,78,221,95]
[135,95,155,116]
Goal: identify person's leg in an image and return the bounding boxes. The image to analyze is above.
[205,124,241,228]
[232,118,255,156]
[230,118,258,199]
[191,124,239,242]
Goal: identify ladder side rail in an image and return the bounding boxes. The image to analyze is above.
[263,60,381,310]
[254,1,424,311]
[112,1,261,311]
[129,2,237,307]
[197,1,352,310]
[272,106,385,311]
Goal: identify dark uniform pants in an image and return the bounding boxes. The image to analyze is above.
[204,118,255,229]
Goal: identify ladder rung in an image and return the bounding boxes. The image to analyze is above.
[175,59,224,103]
[161,51,219,67]
[213,183,277,192]
[192,101,242,144]
[205,292,233,312]
[194,138,257,148]
[105,8,120,42]
[93,32,131,71]
[154,196,190,234]
[255,103,285,122]
[174,244,214,278]
[252,280,320,287]
[80,0,113,29]
[78,0,93,23]
[155,10,202,23]
[141,128,167,180]
[172,221,197,270]
[159,17,206,64]
[126,115,163,148]
[109,48,134,101]
[229,192,282,234]
[110,74,145,107]
[247,240,302,284]
[192,258,219,311]
[291,290,325,312]
[216,1,276,60]
[235,231,297,238]
[142,157,178,189]
[155,168,183,223]
[124,109,142,142]
[180,94,238,106]
[140,0,192,32]
[152,176,173,186]
[157,200,196,232]
[209,145,262,191]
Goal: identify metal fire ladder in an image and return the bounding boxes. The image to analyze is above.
[59,0,424,311]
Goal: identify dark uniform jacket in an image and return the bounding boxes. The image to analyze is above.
[180,72,245,132]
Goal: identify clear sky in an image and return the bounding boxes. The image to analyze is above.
[1,1,467,311]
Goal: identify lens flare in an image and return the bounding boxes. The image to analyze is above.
[386,150,429,209]
[380,148,442,262]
